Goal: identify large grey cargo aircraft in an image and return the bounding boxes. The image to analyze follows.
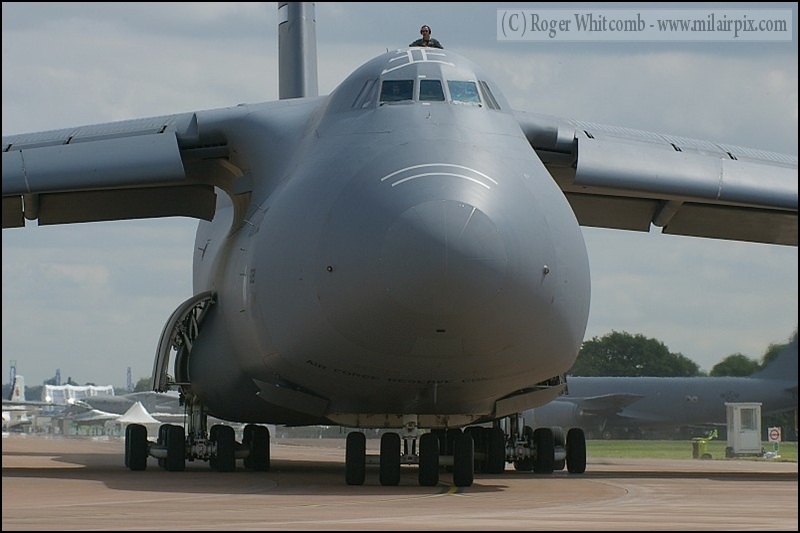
[2,3,797,486]
[526,336,798,439]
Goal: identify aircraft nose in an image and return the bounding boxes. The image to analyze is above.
[314,142,558,357]
[380,198,507,315]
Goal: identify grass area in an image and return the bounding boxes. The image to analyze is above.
[586,439,797,462]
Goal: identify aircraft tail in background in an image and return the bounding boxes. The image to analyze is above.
[751,337,798,380]
[9,375,25,402]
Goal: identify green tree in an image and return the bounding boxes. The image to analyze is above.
[709,353,760,377]
[133,377,152,392]
[570,331,701,377]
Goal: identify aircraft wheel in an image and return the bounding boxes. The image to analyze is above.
[566,427,587,473]
[213,424,236,472]
[485,426,506,474]
[418,432,440,486]
[379,432,401,486]
[243,424,271,471]
[552,426,566,471]
[165,424,186,472]
[345,431,366,485]
[452,431,474,487]
[125,423,148,471]
[533,427,555,474]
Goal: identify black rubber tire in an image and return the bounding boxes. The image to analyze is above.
[379,432,401,486]
[533,427,555,474]
[165,424,186,472]
[418,432,440,486]
[125,423,148,471]
[345,432,366,486]
[213,424,236,472]
[566,427,587,473]
[484,426,506,474]
[243,424,271,471]
[452,431,474,487]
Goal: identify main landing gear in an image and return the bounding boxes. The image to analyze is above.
[343,415,587,487]
[124,387,271,472]
[124,421,271,472]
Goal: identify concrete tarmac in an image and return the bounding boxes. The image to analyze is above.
[2,434,797,531]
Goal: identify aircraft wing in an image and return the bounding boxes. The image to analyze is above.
[514,110,798,246]
[2,399,56,409]
[0,96,330,230]
[1,111,226,229]
[565,393,645,417]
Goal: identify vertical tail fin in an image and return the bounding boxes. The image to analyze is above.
[10,375,26,402]
[278,2,319,99]
[751,338,798,380]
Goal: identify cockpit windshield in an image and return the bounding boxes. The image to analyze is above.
[419,79,445,102]
[447,80,481,104]
[380,80,414,103]
[337,49,507,113]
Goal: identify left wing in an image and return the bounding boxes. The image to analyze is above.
[515,110,798,246]
[1,112,217,228]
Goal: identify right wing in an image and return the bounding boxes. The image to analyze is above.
[515,110,798,246]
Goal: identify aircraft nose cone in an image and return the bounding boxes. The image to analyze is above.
[381,199,507,314]
[314,144,530,357]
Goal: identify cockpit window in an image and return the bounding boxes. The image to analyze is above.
[478,81,500,110]
[353,79,378,109]
[380,80,414,103]
[447,80,481,105]
[419,79,445,102]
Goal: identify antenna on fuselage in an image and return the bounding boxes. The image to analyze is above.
[278,2,319,99]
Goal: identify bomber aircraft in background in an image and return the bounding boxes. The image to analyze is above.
[527,336,798,440]
[1,3,797,486]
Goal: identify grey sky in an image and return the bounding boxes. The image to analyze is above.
[2,2,797,387]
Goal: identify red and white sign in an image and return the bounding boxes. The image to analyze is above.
[767,427,782,442]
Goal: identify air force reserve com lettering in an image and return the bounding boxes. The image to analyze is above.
[497,9,793,41]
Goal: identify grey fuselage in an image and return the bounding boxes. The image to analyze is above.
[185,49,591,426]
[526,373,797,431]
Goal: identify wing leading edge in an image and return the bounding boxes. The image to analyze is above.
[1,112,227,229]
[515,110,798,246]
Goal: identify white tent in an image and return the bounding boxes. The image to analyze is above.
[117,401,162,437]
